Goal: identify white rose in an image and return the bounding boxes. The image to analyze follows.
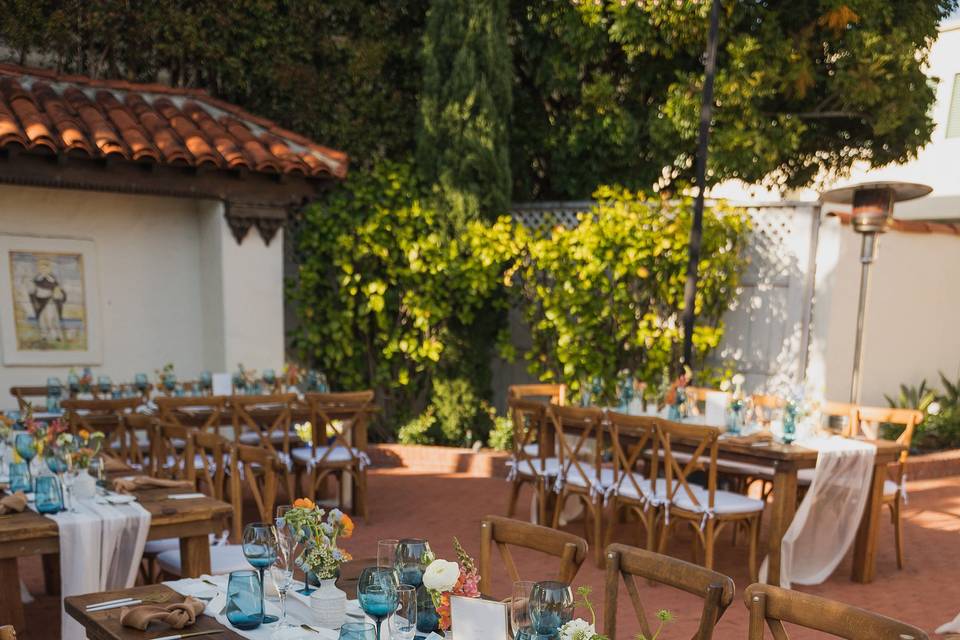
[732,373,746,386]
[422,559,459,592]
[559,618,596,640]
[927,402,941,416]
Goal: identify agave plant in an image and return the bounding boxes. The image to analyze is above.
[885,379,937,413]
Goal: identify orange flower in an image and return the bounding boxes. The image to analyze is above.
[340,513,354,539]
[293,497,315,510]
[79,429,90,439]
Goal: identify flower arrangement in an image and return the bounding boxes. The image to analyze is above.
[282,498,354,579]
[70,428,105,469]
[422,538,481,631]
[155,363,176,390]
[233,363,258,391]
[558,587,673,640]
[26,413,69,456]
[282,363,302,388]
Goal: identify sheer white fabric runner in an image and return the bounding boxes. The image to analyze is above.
[41,496,151,640]
[760,436,876,588]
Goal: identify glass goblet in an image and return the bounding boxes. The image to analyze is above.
[511,580,536,639]
[268,531,295,630]
[529,581,574,636]
[339,622,376,640]
[390,584,418,640]
[242,522,279,624]
[14,433,36,484]
[226,569,264,630]
[357,566,399,640]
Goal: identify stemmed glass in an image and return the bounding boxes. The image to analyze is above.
[395,539,432,632]
[390,584,418,640]
[528,581,574,636]
[510,580,536,640]
[277,504,315,597]
[268,526,295,634]
[242,523,279,624]
[14,433,36,487]
[339,622,376,640]
[357,567,399,640]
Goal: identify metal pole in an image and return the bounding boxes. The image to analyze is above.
[850,232,878,403]
[681,0,722,369]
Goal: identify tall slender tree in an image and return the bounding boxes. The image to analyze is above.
[417,0,512,224]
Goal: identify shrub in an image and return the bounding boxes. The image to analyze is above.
[886,372,960,451]
[486,414,514,452]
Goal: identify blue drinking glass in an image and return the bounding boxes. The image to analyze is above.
[394,539,433,632]
[97,376,112,395]
[134,373,149,392]
[528,581,574,636]
[45,451,68,474]
[9,462,30,493]
[14,433,36,486]
[358,566,399,640]
[199,371,213,391]
[225,569,264,630]
[67,373,80,394]
[242,523,278,624]
[46,377,63,413]
[339,622,376,640]
[262,369,276,386]
[35,476,63,514]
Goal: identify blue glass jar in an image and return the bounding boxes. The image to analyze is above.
[225,570,263,630]
[339,622,376,639]
[529,581,573,636]
[35,476,64,513]
[9,462,30,493]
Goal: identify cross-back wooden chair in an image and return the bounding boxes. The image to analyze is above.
[230,393,297,498]
[228,443,284,543]
[10,386,49,412]
[148,419,197,482]
[751,393,785,426]
[155,395,229,436]
[822,400,858,435]
[854,405,923,570]
[603,543,735,640]
[62,397,142,466]
[658,419,764,582]
[507,383,567,406]
[604,412,662,551]
[505,397,556,524]
[193,431,230,501]
[292,391,375,521]
[744,583,928,639]
[549,404,609,563]
[478,515,588,598]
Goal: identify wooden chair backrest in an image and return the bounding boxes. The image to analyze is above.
[149,419,196,483]
[302,391,374,464]
[684,386,714,404]
[606,411,659,502]
[508,384,566,406]
[507,397,548,474]
[549,404,605,491]
[193,431,230,500]
[478,515,588,597]
[10,385,48,412]
[855,406,923,478]
[744,583,928,640]
[822,400,858,435]
[155,395,229,435]
[230,393,297,455]
[120,413,153,467]
[604,544,734,640]
[229,443,282,543]
[658,419,719,510]
[62,397,141,461]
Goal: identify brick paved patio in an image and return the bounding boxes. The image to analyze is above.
[17,469,960,638]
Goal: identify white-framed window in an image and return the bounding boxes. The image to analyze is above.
[947,73,960,138]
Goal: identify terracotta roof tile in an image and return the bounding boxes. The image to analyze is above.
[0,63,347,179]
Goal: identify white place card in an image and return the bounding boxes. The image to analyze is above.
[705,391,729,427]
[450,595,509,640]
[212,372,232,396]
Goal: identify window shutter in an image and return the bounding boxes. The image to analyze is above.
[947,74,960,138]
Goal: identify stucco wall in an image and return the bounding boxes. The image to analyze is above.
[811,216,960,405]
[0,185,284,408]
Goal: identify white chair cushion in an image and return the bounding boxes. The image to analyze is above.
[144,538,180,555]
[522,443,539,456]
[506,457,561,477]
[673,487,764,515]
[291,446,365,465]
[797,468,816,485]
[616,474,669,502]
[239,429,301,445]
[157,544,249,577]
[563,466,616,491]
[884,479,899,496]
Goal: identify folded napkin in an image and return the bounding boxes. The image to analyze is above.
[120,596,205,631]
[102,455,133,473]
[0,624,15,640]
[723,431,773,445]
[113,476,195,494]
[0,491,27,514]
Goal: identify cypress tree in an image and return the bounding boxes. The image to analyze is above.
[417,0,512,224]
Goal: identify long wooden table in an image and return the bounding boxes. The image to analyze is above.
[0,483,231,634]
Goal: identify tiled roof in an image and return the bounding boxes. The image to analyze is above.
[0,63,348,179]
[828,211,960,236]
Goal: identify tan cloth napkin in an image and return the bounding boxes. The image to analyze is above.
[101,455,133,473]
[119,596,205,631]
[113,476,195,494]
[0,624,16,640]
[0,491,27,514]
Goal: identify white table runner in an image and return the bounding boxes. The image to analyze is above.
[41,495,151,640]
[760,436,875,588]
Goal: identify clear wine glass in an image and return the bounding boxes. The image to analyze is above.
[268,528,295,633]
[390,584,417,640]
[242,522,279,624]
[377,539,399,569]
[357,566,399,640]
[510,580,535,639]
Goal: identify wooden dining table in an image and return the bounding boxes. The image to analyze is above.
[63,559,372,640]
[540,413,905,586]
[0,481,232,634]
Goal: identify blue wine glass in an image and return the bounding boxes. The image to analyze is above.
[242,523,278,624]
[35,476,64,514]
[528,581,574,636]
[395,539,430,587]
[134,373,149,393]
[199,371,213,392]
[358,567,399,640]
[14,433,36,485]
[339,622,376,640]
[9,462,30,493]
[226,569,264,630]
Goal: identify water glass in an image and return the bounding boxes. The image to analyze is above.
[358,567,399,640]
[97,375,112,395]
[35,476,64,514]
[200,371,213,391]
[395,538,430,587]
[269,531,295,629]
[134,373,149,392]
[377,539,399,569]
[9,462,30,493]
[339,622,376,640]
[510,581,536,639]
[226,569,264,630]
[243,522,279,624]
[390,584,417,640]
[529,581,574,635]
[14,433,36,463]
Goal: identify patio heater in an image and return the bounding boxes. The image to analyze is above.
[819,181,932,403]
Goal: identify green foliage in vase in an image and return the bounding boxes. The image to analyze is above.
[509,186,750,403]
[287,161,518,436]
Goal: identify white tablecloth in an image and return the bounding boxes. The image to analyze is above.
[760,436,875,588]
[40,495,151,640]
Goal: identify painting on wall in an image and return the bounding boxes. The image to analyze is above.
[0,235,102,365]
